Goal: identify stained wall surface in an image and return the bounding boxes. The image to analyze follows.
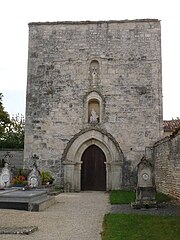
[154,130,180,199]
[0,149,24,169]
[24,20,163,188]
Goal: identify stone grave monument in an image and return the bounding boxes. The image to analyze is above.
[0,187,55,211]
[0,163,12,188]
[28,162,41,188]
[0,162,55,211]
[132,155,157,209]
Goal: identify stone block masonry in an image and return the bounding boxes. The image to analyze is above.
[24,19,163,190]
[153,130,180,199]
[0,149,24,169]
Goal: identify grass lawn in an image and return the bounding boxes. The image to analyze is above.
[110,190,135,204]
[110,190,172,204]
[102,213,180,240]
[104,191,179,239]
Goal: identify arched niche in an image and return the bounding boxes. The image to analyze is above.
[85,91,103,124]
[89,60,100,83]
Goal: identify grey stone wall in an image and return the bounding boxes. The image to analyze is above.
[0,149,24,169]
[153,130,180,199]
[25,20,163,187]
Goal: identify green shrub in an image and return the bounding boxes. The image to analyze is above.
[41,171,55,184]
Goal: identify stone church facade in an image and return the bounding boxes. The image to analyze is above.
[24,19,163,191]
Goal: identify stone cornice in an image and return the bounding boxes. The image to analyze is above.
[29,19,160,26]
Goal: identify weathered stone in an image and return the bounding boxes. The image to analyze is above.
[24,19,163,191]
[0,188,55,211]
[0,226,38,235]
[132,155,157,209]
[154,130,180,200]
[0,163,12,188]
[28,163,41,188]
[0,150,24,169]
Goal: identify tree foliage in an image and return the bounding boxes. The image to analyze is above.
[0,114,25,149]
[0,93,11,135]
[0,93,25,148]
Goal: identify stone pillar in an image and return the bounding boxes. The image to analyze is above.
[105,162,111,191]
[63,162,75,192]
[111,162,122,190]
[74,162,82,192]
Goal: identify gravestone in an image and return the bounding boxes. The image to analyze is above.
[28,163,41,188]
[0,188,55,211]
[132,155,157,209]
[0,163,12,188]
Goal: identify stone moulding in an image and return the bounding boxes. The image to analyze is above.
[62,128,124,192]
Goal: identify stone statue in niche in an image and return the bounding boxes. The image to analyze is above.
[90,60,100,85]
[90,108,99,123]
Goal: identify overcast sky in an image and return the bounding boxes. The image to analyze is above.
[0,0,180,120]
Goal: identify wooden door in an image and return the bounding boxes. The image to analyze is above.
[81,145,106,191]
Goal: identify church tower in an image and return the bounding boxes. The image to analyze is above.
[24,20,163,191]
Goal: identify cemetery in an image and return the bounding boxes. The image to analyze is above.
[0,19,179,239]
[0,158,56,212]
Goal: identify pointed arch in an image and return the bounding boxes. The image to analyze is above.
[63,128,124,191]
[81,144,106,191]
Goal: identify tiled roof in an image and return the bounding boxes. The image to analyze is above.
[163,120,180,132]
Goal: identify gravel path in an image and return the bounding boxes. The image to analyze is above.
[0,191,110,240]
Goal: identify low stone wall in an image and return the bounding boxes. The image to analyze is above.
[0,149,24,169]
[153,130,180,199]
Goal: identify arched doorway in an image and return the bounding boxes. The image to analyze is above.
[81,145,106,191]
[63,129,124,192]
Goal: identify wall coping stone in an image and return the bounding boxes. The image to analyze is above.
[29,19,160,26]
[154,129,180,147]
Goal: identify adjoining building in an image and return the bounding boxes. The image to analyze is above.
[24,19,163,191]
[163,119,180,137]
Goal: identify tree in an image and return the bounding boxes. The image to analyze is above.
[0,114,25,148]
[0,93,25,148]
[0,93,11,135]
